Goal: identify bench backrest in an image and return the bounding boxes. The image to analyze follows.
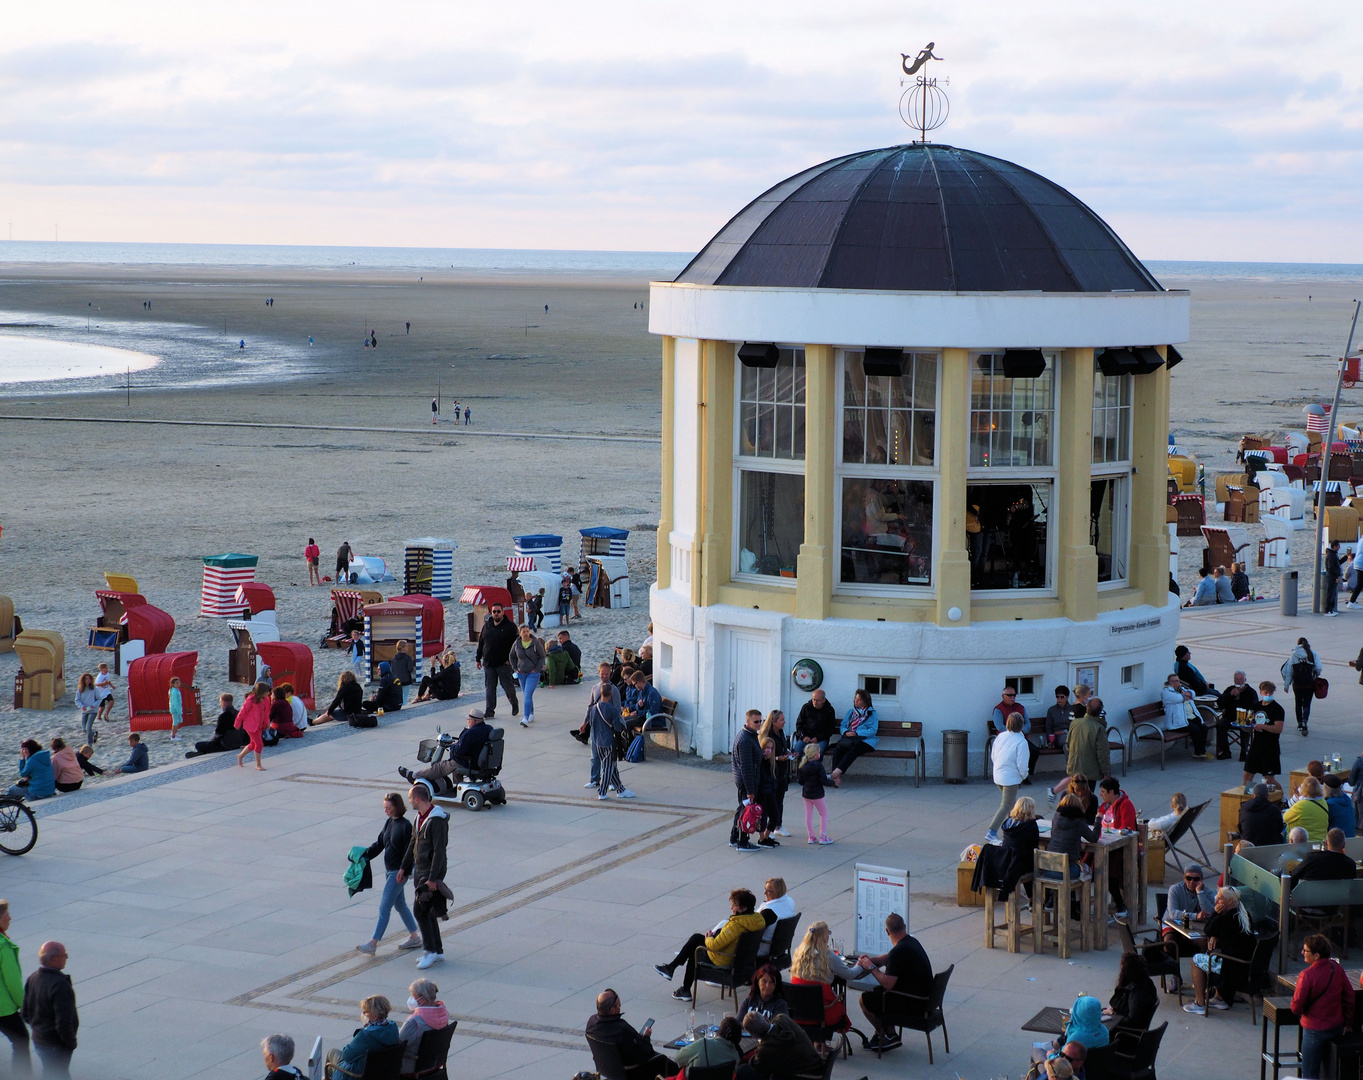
[1129,702,1165,726]
[877,720,922,740]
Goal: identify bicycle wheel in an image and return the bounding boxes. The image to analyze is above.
[0,798,37,855]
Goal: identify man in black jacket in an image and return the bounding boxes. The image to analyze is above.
[585,989,673,1078]
[361,662,403,714]
[401,711,494,790]
[1291,827,1357,889]
[475,603,519,719]
[21,941,77,1077]
[400,780,450,970]
[738,1011,823,1079]
[1239,784,1286,846]
[1216,671,1259,761]
[795,690,838,753]
[186,693,244,758]
[730,709,763,851]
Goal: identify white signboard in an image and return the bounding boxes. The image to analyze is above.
[854,862,909,956]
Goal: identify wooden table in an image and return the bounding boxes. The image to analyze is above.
[1276,967,1363,993]
[1020,1006,1069,1036]
[1036,824,1142,951]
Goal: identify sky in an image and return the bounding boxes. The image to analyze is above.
[1,0,1361,261]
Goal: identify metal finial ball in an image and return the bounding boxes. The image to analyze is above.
[900,80,949,138]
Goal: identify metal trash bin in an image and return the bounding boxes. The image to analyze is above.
[943,729,969,784]
[1282,570,1298,617]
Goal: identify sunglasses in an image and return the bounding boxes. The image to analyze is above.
[1185,875,1202,882]
[1002,692,1016,697]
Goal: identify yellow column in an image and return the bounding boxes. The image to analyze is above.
[1129,356,1172,606]
[936,348,971,626]
[697,340,735,607]
[796,345,834,620]
[656,336,675,591]
[1056,349,1099,622]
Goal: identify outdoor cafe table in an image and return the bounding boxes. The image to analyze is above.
[1020,1006,1069,1036]
[1276,968,1363,994]
[1037,823,1143,949]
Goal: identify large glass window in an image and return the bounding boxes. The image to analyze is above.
[840,478,934,586]
[1092,369,1133,465]
[1092,476,1129,584]
[842,351,937,466]
[740,348,806,460]
[967,482,1051,590]
[969,353,1055,467]
[737,470,803,579]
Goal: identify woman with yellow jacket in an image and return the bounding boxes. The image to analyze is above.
[0,899,29,1071]
[1285,778,1330,843]
[654,888,769,1001]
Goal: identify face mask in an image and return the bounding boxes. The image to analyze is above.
[408,996,421,1010]
[1261,694,1274,703]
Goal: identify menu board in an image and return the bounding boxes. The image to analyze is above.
[854,863,910,956]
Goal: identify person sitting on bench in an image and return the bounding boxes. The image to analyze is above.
[1161,674,1208,758]
[398,711,494,793]
[623,671,664,737]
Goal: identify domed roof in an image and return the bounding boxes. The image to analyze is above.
[676,144,1162,294]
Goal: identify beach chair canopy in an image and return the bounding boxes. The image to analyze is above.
[226,619,281,647]
[103,572,139,593]
[506,556,538,573]
[256,641,315,708]
[235,582,276,615]
[127,651,198,730]
[125,603,176,656]
[392,594,446,657]
[459,586,512,608]
[331,588,374,626]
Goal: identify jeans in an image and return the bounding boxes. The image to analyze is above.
[517,672,541,720]
[414,888,444,954]
[1300,1024,1342,1079]
[1294,684,1314,729]
[81,709,97,746]
[1325,578,1340,614]
[0,1010,30,1076]
[482,663,518,717]
[372,869,418,941]
[32,1042,71,1079]
[988,783,1019,833]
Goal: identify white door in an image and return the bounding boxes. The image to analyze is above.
[726,631,768,751]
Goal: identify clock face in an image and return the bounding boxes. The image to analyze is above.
[791,658,823,691]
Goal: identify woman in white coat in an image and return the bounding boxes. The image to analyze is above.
[987,712,1031,843]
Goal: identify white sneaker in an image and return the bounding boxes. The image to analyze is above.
[1183,1002,1206,1015]
[1208,997,1230,1011]
[584,780,597,788]
[617,789,636,799]
[598,793,608,800]
[416,952,437,969]
[1326,611,1339,617]
[774,826,790,837]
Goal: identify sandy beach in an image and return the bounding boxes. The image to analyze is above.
[1,261,1362,781]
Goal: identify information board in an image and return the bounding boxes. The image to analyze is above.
[854,862,910,956]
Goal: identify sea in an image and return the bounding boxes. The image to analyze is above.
[1,245,1361,394]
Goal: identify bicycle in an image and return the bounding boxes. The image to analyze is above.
[0,795,38,856]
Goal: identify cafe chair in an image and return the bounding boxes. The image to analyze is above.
[785,980,850,1059]
[401,1020,456,1079]
[764,913,802,971]
[692,928,765,1007]
[790,1046,838,1080]
[585,1034,655,1080]
[1084,1042,1116,1080]
[872,963,953,1063]
[1106,1020,1166,1080]
[684,1063,739,1080]
[1161,799,1212,874]
[1203,931,1278,1024]
[1115,920,1184,1005]
[1033,851,1091,958]
[332,1042,403,1079]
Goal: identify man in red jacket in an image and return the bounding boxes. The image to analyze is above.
[1099,776,1137,923]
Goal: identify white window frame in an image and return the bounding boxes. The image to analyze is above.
[733,350,806,587]
[1092,367,1134,589]
[859,674,900,698]
[833,348,941,598]
[966,351,1060,597]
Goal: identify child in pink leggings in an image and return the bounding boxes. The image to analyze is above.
[798,743,833,844]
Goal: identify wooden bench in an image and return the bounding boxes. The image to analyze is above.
[642,696,682,757]
[827,720,925,787]
[1128,701,1190,771]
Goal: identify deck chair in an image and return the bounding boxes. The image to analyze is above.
[0,596,14,654]
[307,1036,325,1080]
[1162,799,1211,873]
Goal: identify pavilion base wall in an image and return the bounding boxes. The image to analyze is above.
[650,583,1180,777]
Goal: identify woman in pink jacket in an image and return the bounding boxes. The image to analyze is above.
[235,682,272,771]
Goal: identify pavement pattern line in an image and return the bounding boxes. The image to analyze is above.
[230,782,729,1050]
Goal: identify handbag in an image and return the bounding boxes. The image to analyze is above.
[738,801,763,834]
[1315,677,1329,700]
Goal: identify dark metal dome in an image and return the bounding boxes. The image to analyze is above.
[676,144,1162,293]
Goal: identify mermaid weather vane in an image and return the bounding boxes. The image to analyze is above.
[899,43,949,143]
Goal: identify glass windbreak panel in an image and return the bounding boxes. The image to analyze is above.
[967,482,1051,589]
[737,470,804,579]
[840,478,934,586]
[969,353,1056,467]
[739,348,806,460]
[1092,369,1133,464]
[841,351,937,466]
[1092,476,1129,584]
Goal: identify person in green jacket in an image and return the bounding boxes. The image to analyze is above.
[0,899,29,1073]
[1049,698,1111,804]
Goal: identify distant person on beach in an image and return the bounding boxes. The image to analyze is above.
[309,336,314,346]
[239,339,245,349]
[348,631,366,680]
[463,406,470,425]
[76,674,99,747]
[50,740,83,793]
[235,683,271,771]
[168,677,184,741]
[1324,540,1342,616]
[304,538,321,585]
[336,541,353,581]
[185,693,242,758]
[371,330,378,348]
[1213,565,1235,604]
[406,322,411,334]
[119,733,148,774]
[8,740,53,799]
[94,663,115,722]
[1187,567,1217,607]
[431,398,438,424]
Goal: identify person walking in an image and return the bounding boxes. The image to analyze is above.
[730,709,763,851]
[0,900,28,1076]
[336,541,353,583]
[235,682,272,771]
[21,941,76,1078]
[1324,541,1343,617]
[474,602,519,720]
[1282,637,1323,735]
[168,677,184,741]
[399,781,450,970]
[74,675,99,748]
[304,538,321,586]
[987,713,1030,844]
[347,630,366,681]
[797,744,831,844]
[510,625,546,729]
[356,793,423,956]
[587,681,634,800]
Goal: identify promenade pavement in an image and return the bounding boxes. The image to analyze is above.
[1,600,1359,1079]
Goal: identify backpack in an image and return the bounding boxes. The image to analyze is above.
[625,733,646,763]
[738,802,764,834]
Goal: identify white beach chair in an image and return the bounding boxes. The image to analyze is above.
[1260,516,1292,568]
[1288,432,1310,454]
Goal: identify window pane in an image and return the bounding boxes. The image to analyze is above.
[776,405,793,458]
[967,482,1051,589]
[844,354,865,405]
[840,478,934,586]
[756,403,775,455]
[738,470,804,579]
[792,356,807,405]
[757,366,773,404]
[914,411,935,465]
[864,408,889,465]
[741,365,759,403]
[842,409,865,463]
[1092,476,1129,584]
[793,405,806,459]
[969,353,1055,468]
[889,410,912,465]
[913,353,937,408]
[866,374,888,408]
[776,360,794,404]
[740,402,759,457]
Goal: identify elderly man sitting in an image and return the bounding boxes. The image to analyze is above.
[398,711,493,793]
[1216,670,1259,760]
[1161,674,1208,758]
[737,1011,823,1079]
[584,988,673,1078]
[260,1033,307,1080]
